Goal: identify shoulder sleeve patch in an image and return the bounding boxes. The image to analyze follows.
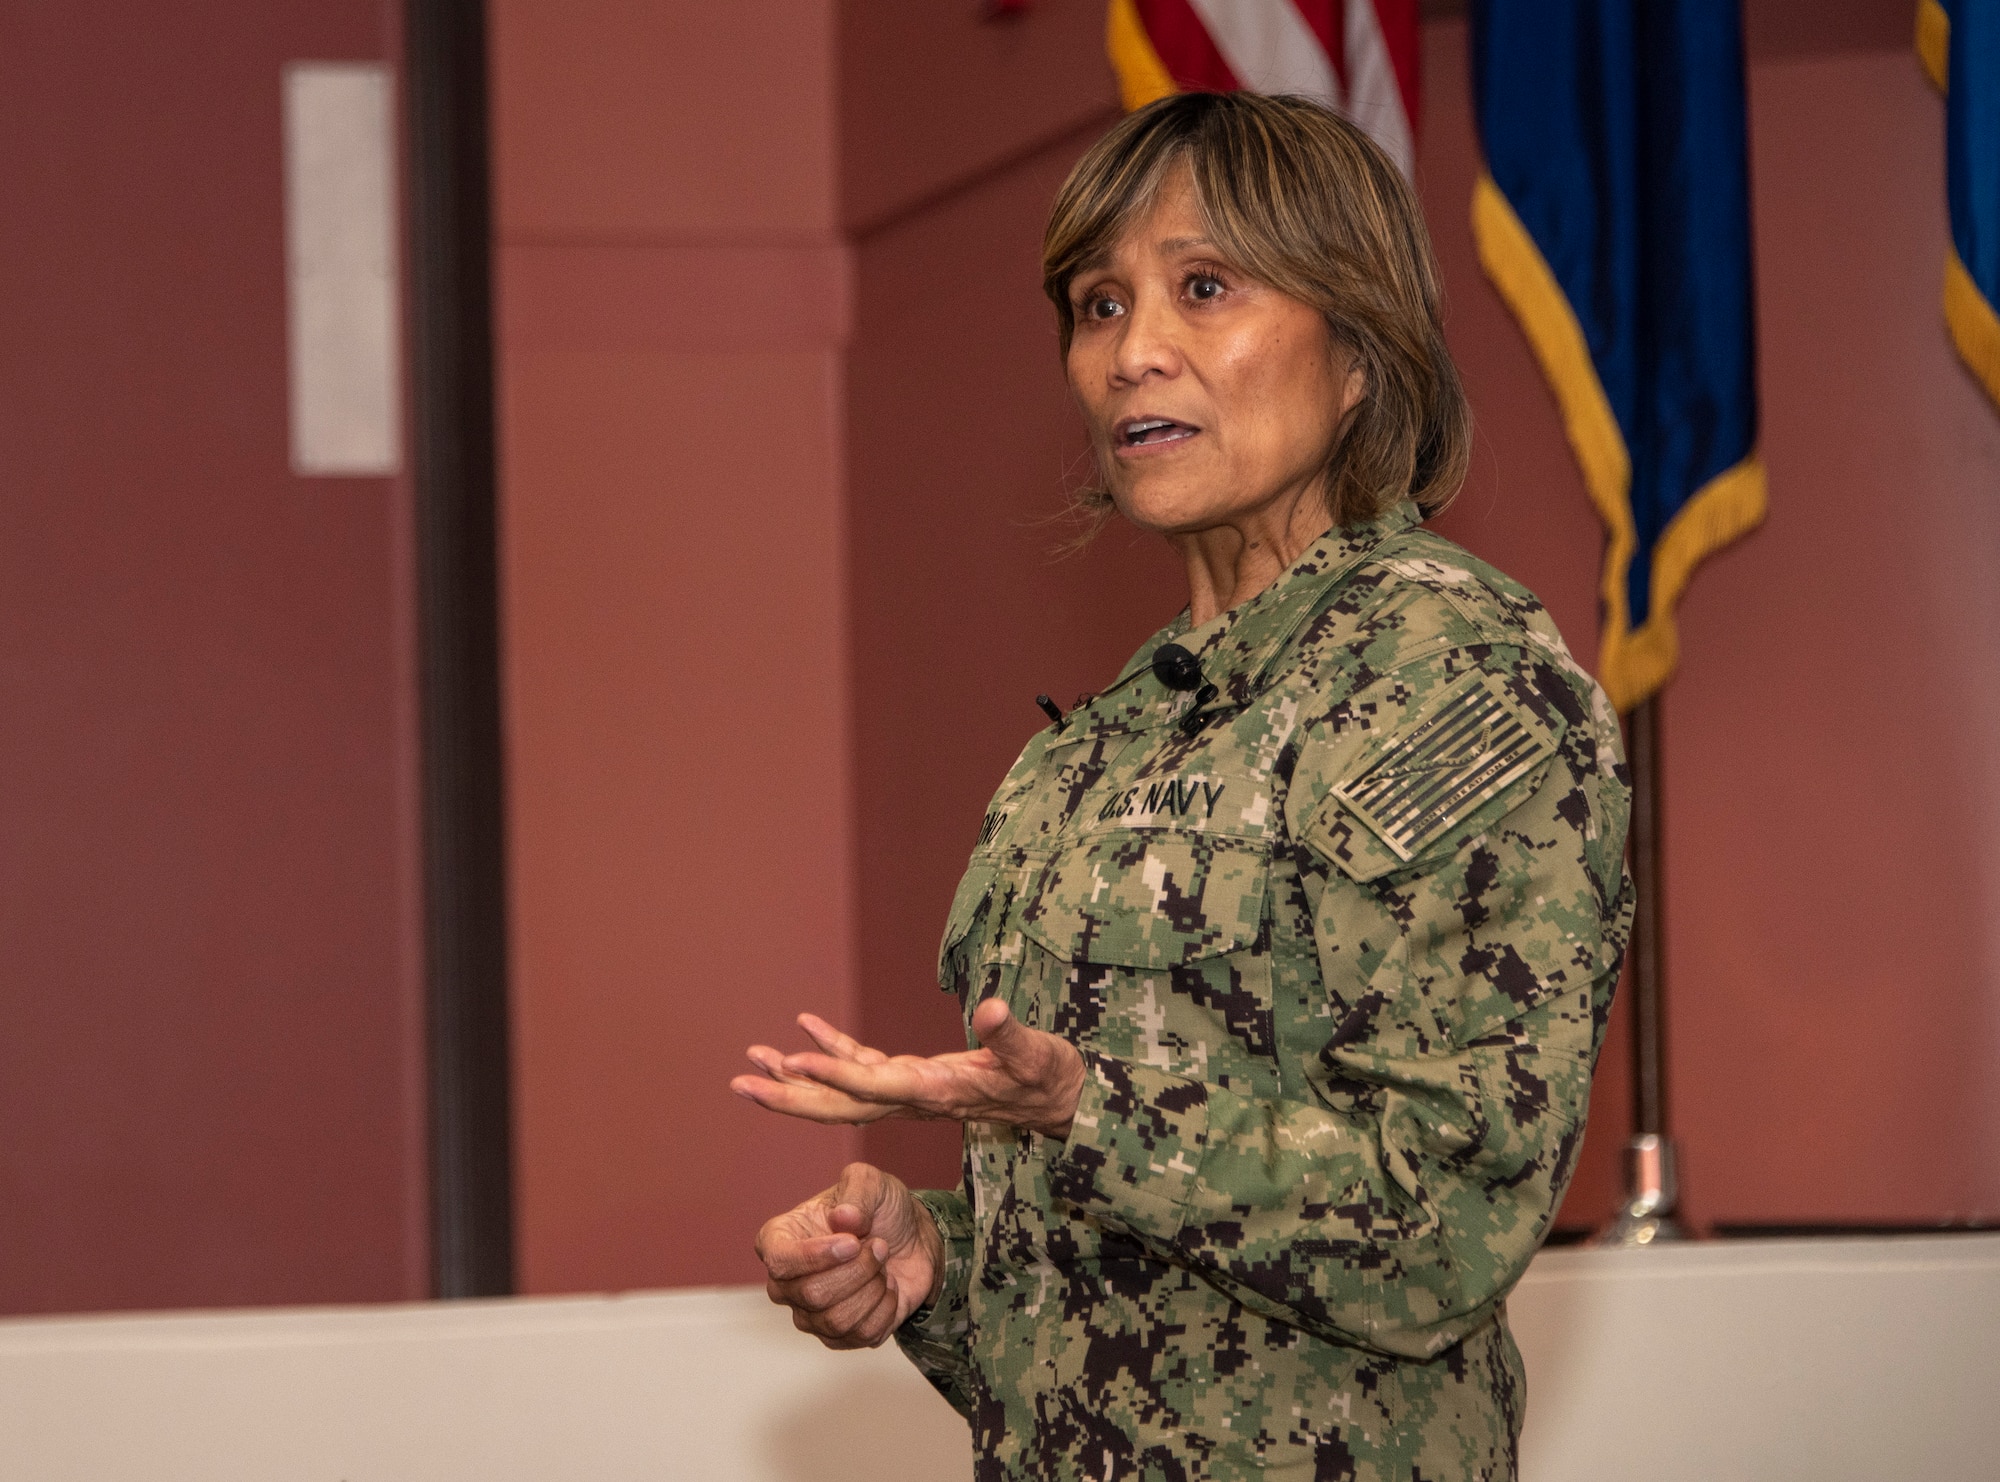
[1309,671,1562,880]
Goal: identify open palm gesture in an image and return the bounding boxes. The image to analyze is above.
[731,997,1085,1140]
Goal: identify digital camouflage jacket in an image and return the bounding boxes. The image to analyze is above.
[894,502,1634,1482]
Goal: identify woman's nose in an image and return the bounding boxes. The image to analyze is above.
[1110,293,1182,385]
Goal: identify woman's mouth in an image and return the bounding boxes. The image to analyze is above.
[1117,417,1199,452]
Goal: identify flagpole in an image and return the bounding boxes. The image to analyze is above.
[1597,695,1688,1245]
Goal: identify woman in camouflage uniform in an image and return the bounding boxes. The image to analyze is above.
[735,92,1632,1481]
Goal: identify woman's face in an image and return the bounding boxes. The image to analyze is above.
[1066,170,1361,538]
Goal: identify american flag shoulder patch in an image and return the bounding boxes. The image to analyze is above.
[1330,671,1558,863]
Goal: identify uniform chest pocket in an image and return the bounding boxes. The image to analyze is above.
[936,861,993,1000]
[1018,831,1277,1082]
[937,855,1044,1002]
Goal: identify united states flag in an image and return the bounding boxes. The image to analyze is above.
[1107,0,1421,178]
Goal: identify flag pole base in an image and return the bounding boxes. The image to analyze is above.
[1593,1133,1690,1247]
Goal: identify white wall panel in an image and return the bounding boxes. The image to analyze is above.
[283,62,400,476]
[0,1236,1995,1479]
[1513,1235,2000,1481]
[0,1288,969,1482]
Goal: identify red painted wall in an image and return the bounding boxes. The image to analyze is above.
[490,0,862,1293]
[1420,20,2000,1229]
[32,0,1983,1320]
[847,130,1191,1189]
[846,14,2000,1229]
[842,1,1175,1191]
[0,1,426,1314]
[499,1,2000,1295]
[1670,46,2000,1226]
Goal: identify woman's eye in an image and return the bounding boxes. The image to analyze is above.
[1188,274,1225,302]
[1082,295,1123,320]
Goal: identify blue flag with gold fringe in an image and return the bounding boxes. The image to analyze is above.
[1470,2,1766,713]
[1921,0,2000,410]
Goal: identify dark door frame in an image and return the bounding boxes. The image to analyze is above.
[403,0,514,1298]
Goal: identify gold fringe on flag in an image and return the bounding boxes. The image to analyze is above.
[1918,1,2000,409]
[1946,248,2000,409]
[1917,0,1951,93]
[1471,174,1768,713]
[1107,0,1176,112]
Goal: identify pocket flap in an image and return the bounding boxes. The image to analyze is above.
[1019,831,1268,968]
[935,860,998,992]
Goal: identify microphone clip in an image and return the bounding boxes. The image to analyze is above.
[1152,644,1220,735]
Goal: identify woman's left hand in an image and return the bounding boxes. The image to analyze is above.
[730,998,1087,1140]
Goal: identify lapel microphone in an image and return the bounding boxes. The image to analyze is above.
[1153,645,1219,734]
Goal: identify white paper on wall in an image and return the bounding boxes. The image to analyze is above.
[283,62,400,477]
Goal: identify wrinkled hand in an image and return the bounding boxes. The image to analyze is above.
[730,998,1087,1139]
[755,1162,942,1349]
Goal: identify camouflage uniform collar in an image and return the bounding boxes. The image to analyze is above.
[1061,501,1423,739]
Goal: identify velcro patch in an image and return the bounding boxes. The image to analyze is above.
[1329,672,1556,863]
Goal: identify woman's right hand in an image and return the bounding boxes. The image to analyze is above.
[754,1162,943,1349]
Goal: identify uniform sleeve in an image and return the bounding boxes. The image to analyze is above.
[893,1187,978,1417]
[1044,647,1633,1360]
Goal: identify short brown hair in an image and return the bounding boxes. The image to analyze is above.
[1044,91,1469,524]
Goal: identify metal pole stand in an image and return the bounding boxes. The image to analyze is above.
[1595,696,1691,1247]
[1597,1133,1686,1246]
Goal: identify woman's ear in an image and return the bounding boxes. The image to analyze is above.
[1323,326,1368,422]
[1339,356,1368,419]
